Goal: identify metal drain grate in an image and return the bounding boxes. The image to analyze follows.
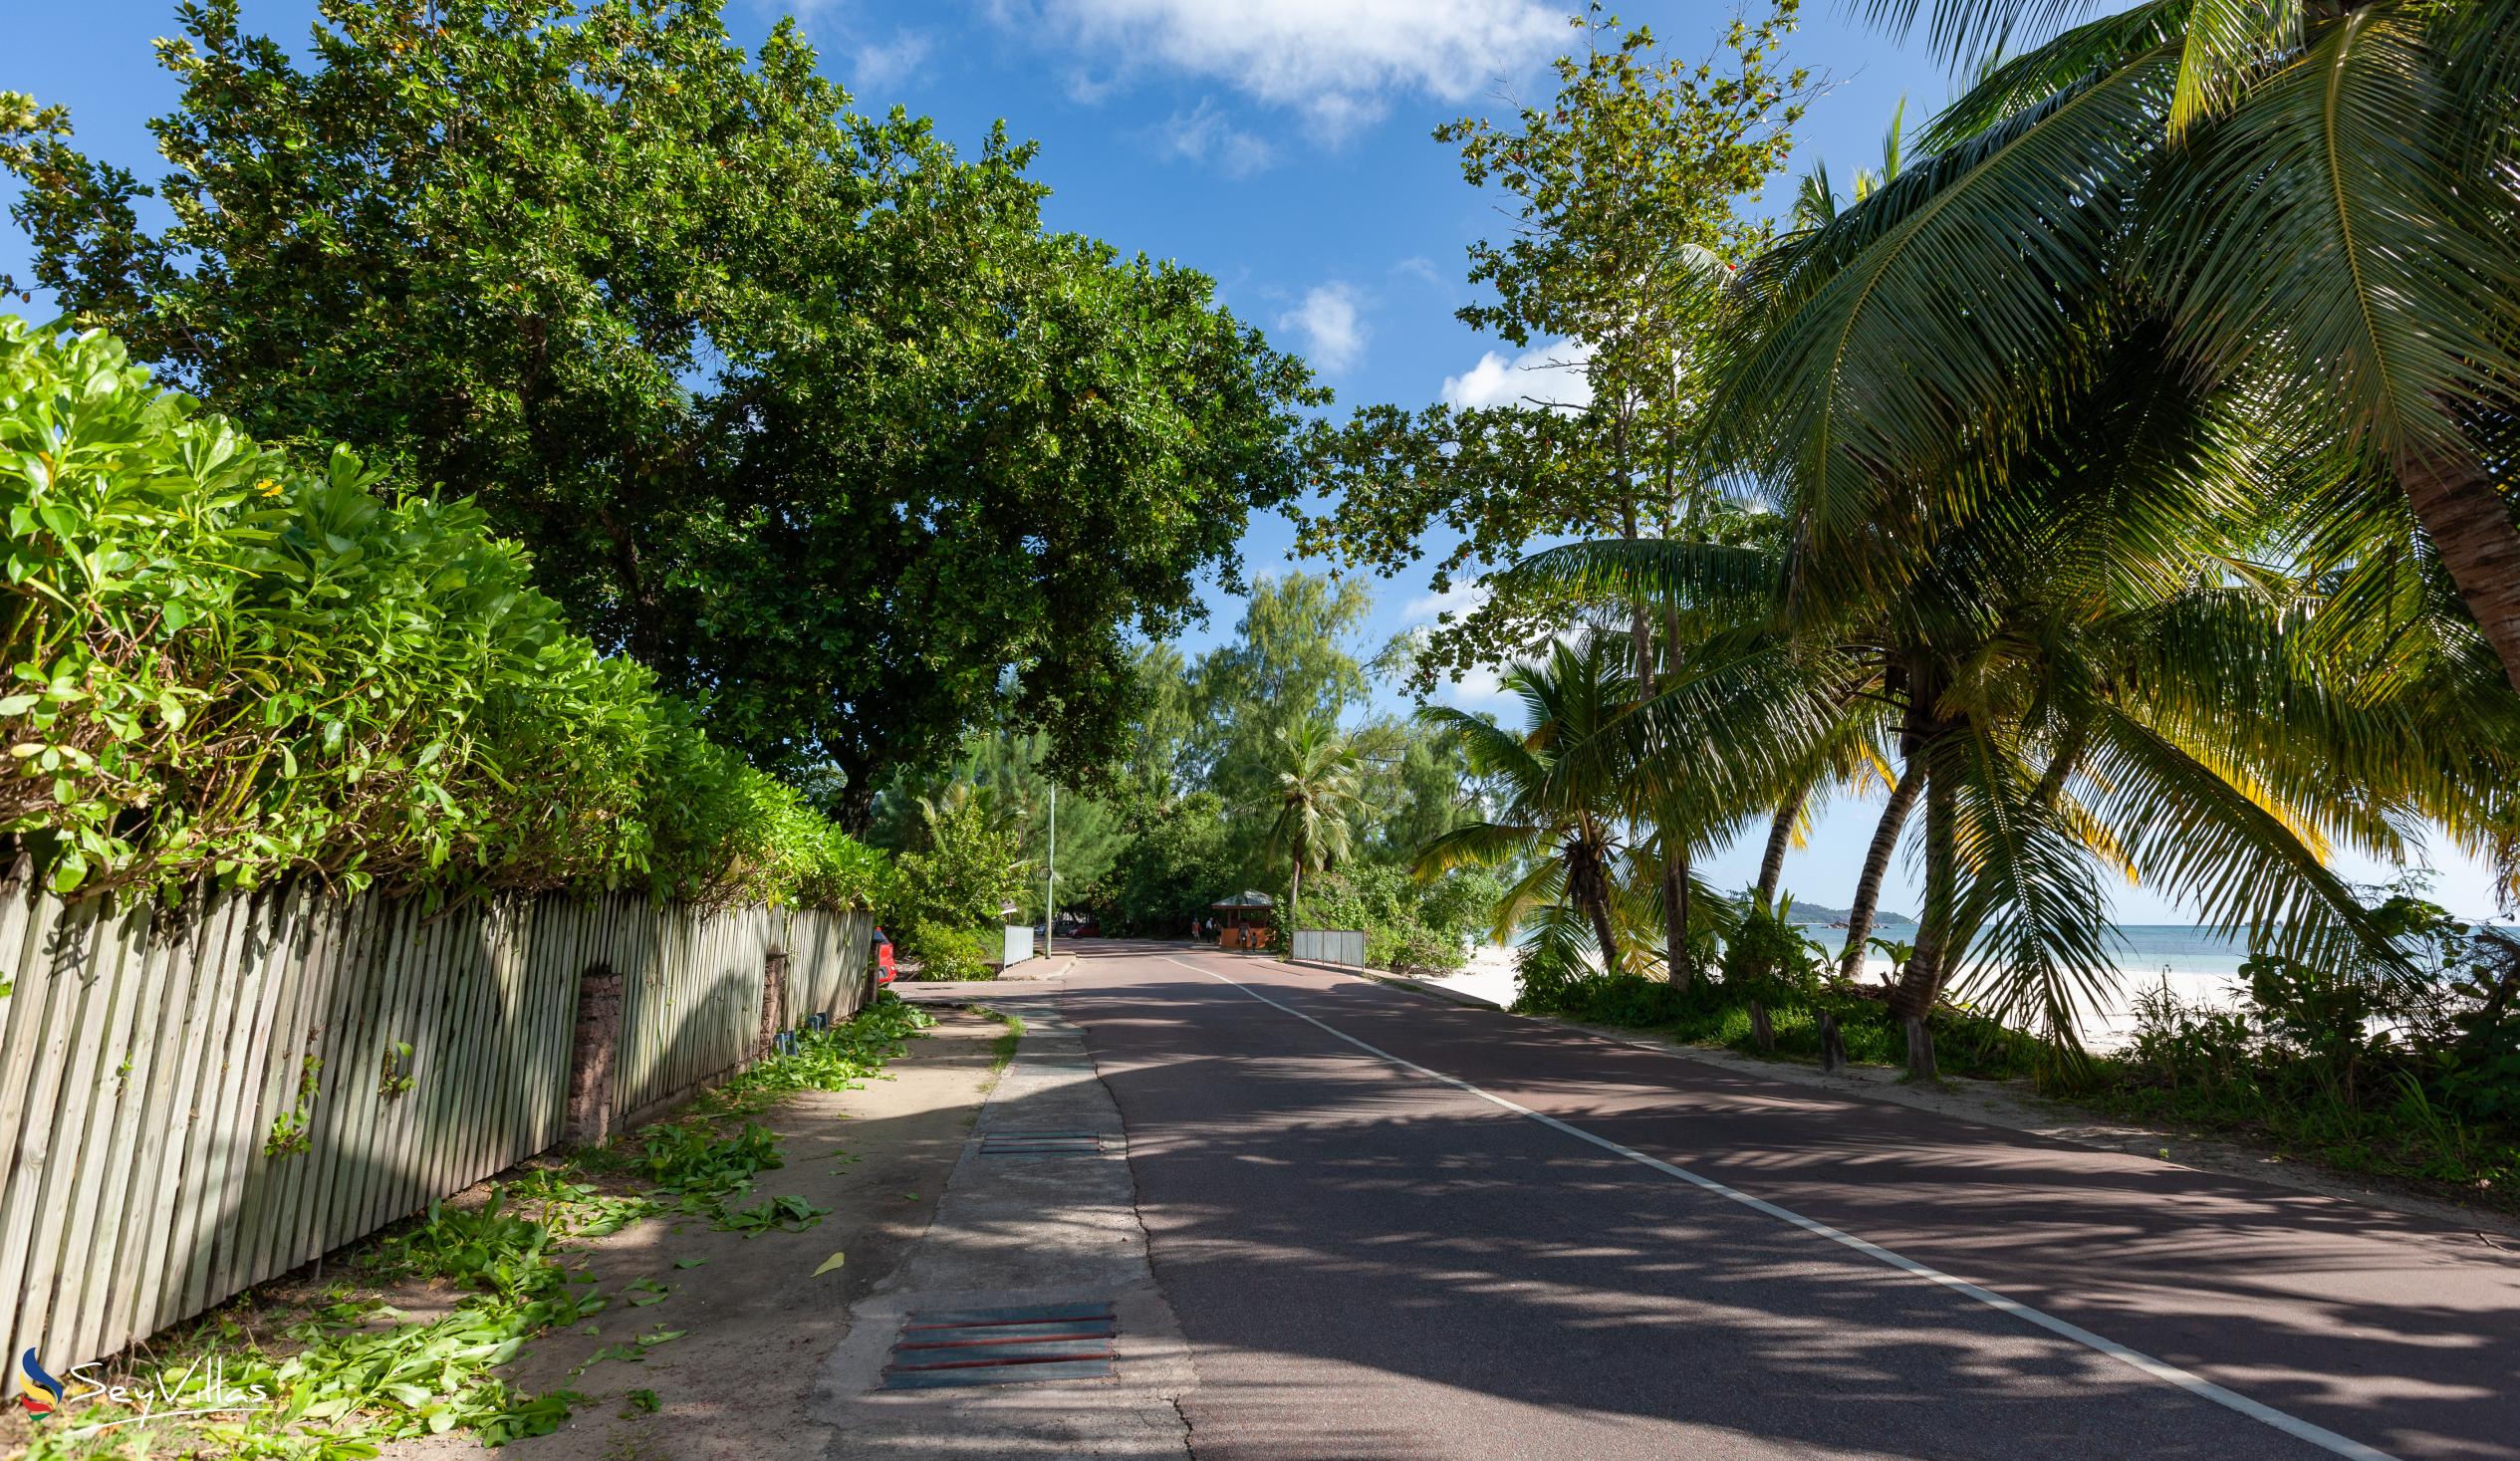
[880,1302,1118,1387]
[978,1130,1110,1159]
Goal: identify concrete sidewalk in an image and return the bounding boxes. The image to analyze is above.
[813,995,1193,1459]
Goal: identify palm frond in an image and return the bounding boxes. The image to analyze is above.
[1940,720,2124,1052]
[1920,0,2190,144]
[2167,0,2302,139]
[2144,7,2520,462]
[1719,46,2176,551]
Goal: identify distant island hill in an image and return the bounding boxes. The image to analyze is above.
[1784,901,1918,928]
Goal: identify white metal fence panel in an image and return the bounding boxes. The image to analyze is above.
[1291,928,1367,967]
[0,869,873,1378]
[1002,924,1034,968]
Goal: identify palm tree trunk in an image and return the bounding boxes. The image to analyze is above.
[2399,439,2520,696]
[1667,850,1691,988]
[1839,766,1921,982]
[1891,756,1955,1079]
[1754,780,1810,907]
[1289,860,1303,941]
[1619,498,1691,993]
[1570,838,1621,978]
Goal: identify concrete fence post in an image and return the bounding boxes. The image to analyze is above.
[756,948,791,1061]
[563,965,625,1148]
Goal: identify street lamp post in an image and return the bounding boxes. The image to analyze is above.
[1045,783,1057,958]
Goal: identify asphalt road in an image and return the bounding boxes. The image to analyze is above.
[1035,941,2520,1461]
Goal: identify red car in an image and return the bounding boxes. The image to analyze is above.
[872,926,897,986]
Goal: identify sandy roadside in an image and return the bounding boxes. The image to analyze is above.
[373,1006,1004,1461]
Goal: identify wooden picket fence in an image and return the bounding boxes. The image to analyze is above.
[0,871,872,1377]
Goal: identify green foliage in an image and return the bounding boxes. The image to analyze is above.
[0,321,881,906]
[866,728,1124,921]
[716,1193,828,1236]
[895,918,995,981]
[1281,862,1501,973]
[263,1056,322,1159]
[633,1122,784,1201]
[2090,895,2520,1204]
[59,1186,614,1454]
[889,799,1028,975]
[1184,575,1377,813]
[688,991,934,1116]
[23,993,935,1459]
[1718,893,1829,1003]
[1267,715,1364,923]
[0,0,1323,802]
[1292,6,1810,687]
[1103,792,1235,936]
[368,1192,560,1303]
[1414,637,1643,972]
[1512,950,2043,1081]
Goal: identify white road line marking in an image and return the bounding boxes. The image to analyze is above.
[1167,955,2397,1461]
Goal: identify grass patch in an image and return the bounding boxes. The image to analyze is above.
[973,1005,1026,1075]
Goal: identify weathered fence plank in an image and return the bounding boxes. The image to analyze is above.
[0,869,869,1375]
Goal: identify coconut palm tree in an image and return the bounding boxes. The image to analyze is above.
[1413,639,1639,975]
[1519,325,2511,1074]
[1722,0,2520,693]
[1266,716,1365,931]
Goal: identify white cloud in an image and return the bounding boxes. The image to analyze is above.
[852,31,931,92]
[1437,661,1514,709]
[1149,100,1278,178]
[1279,283,1369,373]
[1441,338,1594,411]
[1009,0,1566,133]
[1388,255,1446,290]
[1402,580,1486,624]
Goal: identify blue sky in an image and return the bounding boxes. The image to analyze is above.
[3,0,2501,919]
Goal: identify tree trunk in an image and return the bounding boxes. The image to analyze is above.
[1755,783,1807,907]
[1903,1014,1938,1082]
[2398,439,2520,697]
[1894,745,1945,1043]
[1586,886,1622,979]
[834,775,877,837]
[1571,839,1621,978]
[1620,495,1692,994]
[1666,849,1691,989]
[1289,860,1303,940]
[1819,1011,1847,1073]
[1839,766,1921,982]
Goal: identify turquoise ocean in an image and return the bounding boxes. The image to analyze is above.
[1794,922,2259,981]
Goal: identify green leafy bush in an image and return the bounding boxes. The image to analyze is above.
[1717,893,1829,1004]
[898,916,996,981]
[1282,862,1500,973]
[0,320,881,907]
[690,990,935,1115]
[888,798,1027,975]
[2089,896,2519,1205]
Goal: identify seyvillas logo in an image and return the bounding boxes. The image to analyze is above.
[10,1346,271,1431]
[17,1350,63,1415]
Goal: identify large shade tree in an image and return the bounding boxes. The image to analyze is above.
[0,0,1321,820]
